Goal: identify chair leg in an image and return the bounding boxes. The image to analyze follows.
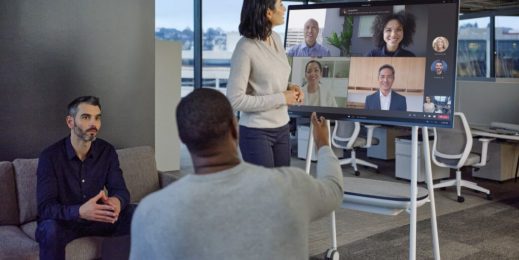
[350,150,360,176]
[459,180,490,195]
[432,179,456,189]
[337,149,378,176]
[355,159,378,170]
[456,170,462,197]
[435,169,491,202]
[337,158,353,165]
[455,170,464,202]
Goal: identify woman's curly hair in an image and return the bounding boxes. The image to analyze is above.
[371,11,416,49]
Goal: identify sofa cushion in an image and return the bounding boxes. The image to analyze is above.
[19,221,104,260]
[65,236,104,260]
[12,159,39,224]
[20,221,37,240]
[117,146,159,203]
[0,162,20,225]
[0,225,39,260]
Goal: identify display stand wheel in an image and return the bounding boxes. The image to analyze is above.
[457,196,465,203]
[354,171,360,176]
[324,248,339,260]
[486,194,493,200]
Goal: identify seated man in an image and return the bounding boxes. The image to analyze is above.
[36,96,135,260]
[130,89,343,259]
[365,64,407,111]
[287,18,331,57]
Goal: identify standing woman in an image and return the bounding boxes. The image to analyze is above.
[227,0,303,167]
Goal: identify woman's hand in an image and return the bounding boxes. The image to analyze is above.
[283,89,300,105]
[288,83,304,104]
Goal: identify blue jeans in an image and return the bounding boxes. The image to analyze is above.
[239,124,291,167]
[36,204,136,260]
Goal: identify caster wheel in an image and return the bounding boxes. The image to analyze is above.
[457,196,465,203]
[375,169,381,174]
[354,171,360,176]
[486,194,493,200]
[324,249,339,260]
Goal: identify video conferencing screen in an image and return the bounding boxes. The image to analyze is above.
[285,0,459,127]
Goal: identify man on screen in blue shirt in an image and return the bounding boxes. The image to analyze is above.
[36,96,134,260]
[287,18,331,57]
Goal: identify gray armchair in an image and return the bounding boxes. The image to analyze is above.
[431,112,493,202]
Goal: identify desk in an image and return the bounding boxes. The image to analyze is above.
[471,128,519,141]
[471,127,519,181]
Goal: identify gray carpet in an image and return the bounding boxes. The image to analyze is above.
[311,196,519,260]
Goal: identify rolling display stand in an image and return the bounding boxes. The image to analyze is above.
[304,124,440,260]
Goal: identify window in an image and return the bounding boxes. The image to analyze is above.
[457,13,519,80]
[457,17,490,78]
[156,1,322,96]
[155,0,194,94]
[495,16,519,78]
[201,1,306,94]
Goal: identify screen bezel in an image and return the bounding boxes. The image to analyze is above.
[284,0,459,128]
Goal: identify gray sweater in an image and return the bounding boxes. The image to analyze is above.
[226,32,291,129]
[130,146,344,260]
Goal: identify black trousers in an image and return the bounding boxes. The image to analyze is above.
[239,124,291,168]
[36,204,136,260]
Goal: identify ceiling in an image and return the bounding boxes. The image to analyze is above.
[460,0,519,13]
[307,0,519,13]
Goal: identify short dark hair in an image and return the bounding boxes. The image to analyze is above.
[67,96,101,117]
[305,60,323,72]
[378,64,395,76]
[372,11,416,49]
[176,89,234,153]
[238,0,276,40]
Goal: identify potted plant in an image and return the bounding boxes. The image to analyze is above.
[326,16,353,56]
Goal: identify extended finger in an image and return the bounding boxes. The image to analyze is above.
[93,210,117,221]
[93,215,117,223]
[95,204,115,211]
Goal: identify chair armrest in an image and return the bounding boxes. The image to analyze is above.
[158,171,186,188]
[473,138,495,167]
[362,124,381,148]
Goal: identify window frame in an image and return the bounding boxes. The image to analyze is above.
[458,9,519,82]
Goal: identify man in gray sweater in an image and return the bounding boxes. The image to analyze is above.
[130,89,344,260]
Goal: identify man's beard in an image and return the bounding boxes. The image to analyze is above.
[73,126,97,142]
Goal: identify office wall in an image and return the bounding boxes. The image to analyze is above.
[456,80,519,126]
[155,40,181,171]
[0,0,155,161]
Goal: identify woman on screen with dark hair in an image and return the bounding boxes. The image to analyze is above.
[303,60,337,107]
[366,11,416,57]
[227,0,304,168]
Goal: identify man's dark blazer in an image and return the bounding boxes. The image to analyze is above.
[364,90,407,111]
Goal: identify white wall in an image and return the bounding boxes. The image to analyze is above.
[155,40,182,171]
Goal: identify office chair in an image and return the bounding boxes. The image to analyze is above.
[431,112,493,202]
[331,120,379,176]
